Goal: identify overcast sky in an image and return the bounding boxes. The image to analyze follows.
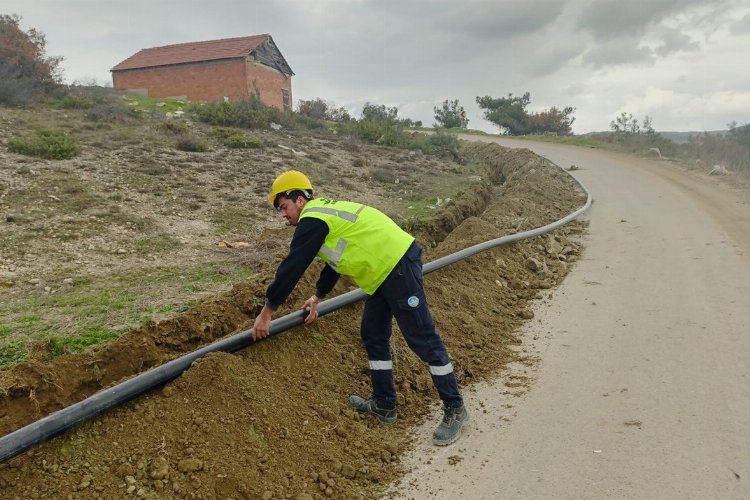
[4,0,749,133]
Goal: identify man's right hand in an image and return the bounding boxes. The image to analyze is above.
[251,305,274,341]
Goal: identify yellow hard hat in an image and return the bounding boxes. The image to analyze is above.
[268,170,314,205]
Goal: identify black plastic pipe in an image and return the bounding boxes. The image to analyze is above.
[0,165,591,463]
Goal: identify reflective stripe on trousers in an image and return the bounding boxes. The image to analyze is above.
[360,241,463,408]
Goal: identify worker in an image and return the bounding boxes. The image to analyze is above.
[252,170,468,446]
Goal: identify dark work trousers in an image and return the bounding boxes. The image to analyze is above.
[360,241,463,409]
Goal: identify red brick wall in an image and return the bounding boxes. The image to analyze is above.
[112,58,292,109]
[245,61,292,110]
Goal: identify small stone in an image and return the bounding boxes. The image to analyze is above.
[525,258,541,272]
[117,463,134,477]
[262,491,274,500]
[28,278,41,285]
[341,465,357,479]
[177,458,203,473]
[149,457,169,480]
[63,278,74,285]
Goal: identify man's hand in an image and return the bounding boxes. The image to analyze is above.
[251,305,274,341]
[303,294,320,325]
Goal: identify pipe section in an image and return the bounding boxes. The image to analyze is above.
[0,166,591,463]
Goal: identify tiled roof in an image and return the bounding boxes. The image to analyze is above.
[111,34,269,71]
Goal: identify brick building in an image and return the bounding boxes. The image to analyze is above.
[111,34,294,110]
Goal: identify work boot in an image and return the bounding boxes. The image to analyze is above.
[348,395,397,424]
[432,403,469,446]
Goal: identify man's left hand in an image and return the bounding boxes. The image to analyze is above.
[303,295,320,324]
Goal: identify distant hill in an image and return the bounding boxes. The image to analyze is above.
[657,130,727,144]
[583,130,727,144]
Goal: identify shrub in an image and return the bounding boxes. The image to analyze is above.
[85,100,135,122]
[160,120,188,135]
[297,98,350,121]
[0,60,43,105]
[210,127,237,140]
[191,100,294,130]
[223,134,264,149]
[7,129,79,159]
[176,136,209,152]
[407,130,461,160]
[0,14,63,105]
[57,94,93,109]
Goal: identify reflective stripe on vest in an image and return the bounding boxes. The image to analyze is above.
[299,199,414,294]
[302,204,365,223]
[319,237,347,269]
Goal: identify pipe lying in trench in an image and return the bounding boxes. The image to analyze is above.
[0,165,592,464]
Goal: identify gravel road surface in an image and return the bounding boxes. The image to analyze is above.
[393,139,750,500]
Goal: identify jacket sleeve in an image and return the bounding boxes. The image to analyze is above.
[315,264,340,299]
[265,217,329,309]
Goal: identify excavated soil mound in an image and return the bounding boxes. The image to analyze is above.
[0,142,587,499]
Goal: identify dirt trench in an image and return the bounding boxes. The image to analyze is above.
[0,142,587,499]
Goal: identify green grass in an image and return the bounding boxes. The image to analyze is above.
[399,196,442,232]
[123,95,187,114]
[0,263,258,367]
[513,134,607,148]
[47,325,119,356]
[0,341,29,368]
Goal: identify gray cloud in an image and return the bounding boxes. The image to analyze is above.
[3,0,749,133]
[576,0,704,40]
[582,39,655,68]
[653,26,700,57]
[730,12,750,35]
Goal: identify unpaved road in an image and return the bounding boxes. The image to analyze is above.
[393,139,750,499]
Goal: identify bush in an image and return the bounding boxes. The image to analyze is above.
[297,98,350,122]
[408,130,461,160]
[223,134,264,149]
[0,61,43,105]
[7,129,79,159]
[191,100,294,130]
[0,14,63,105]
[85,100,136,122]
[160,120,188,135]
[355,119,403,146]
[57,94,93,109]
[681,133,750,175]
[176,136,209,152]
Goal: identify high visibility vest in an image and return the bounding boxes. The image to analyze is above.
[299,198,415,294]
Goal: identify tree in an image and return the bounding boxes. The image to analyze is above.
[527,106,576,135]
[297,98,350,121]
[610,112,640,134]
[361,102,399,122]
[0,14,63,104]
[433,99,468,129]
[475,92,531,135]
